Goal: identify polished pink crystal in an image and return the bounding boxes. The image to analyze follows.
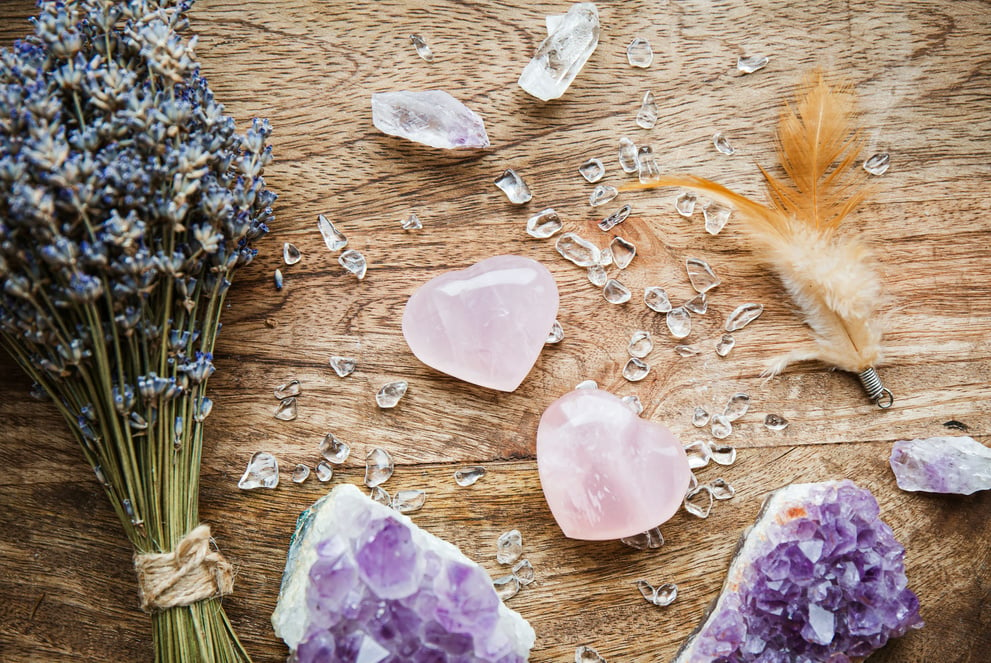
[537,389,691,540]
[402,255,559,392]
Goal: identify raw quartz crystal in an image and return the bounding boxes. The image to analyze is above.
[737,54,770,74]
[889,436,991,494]
[518,3,600,101]
[546,320,565,344]
[339,249,367,280]
[703,202,732,234]
[686,258,720,293]
[672,481,923,663]
[589,184,618,207]
[603,279,632,305]
[371,90,490,149]
[726,303,764,331]
[863,152,891,176]
[409,34,434,62]
[557,233,601,266]
[271,484,536,663]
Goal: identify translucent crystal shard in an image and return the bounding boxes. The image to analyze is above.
[368,485,390,504]
[576,645,606,663]
[737,53,769,74]
[292,464,311,484]
[401,212,423,230]
[522,208,560,239]
[618,136,640,173]
[666,307,692,338]
[626,37,654,67]
[315,461,333,482]
[598,247,613,267]
[684,440,711,469]
[455,466,487,487]
[408,33,434,61]
[392,489,426,513]
[644,286,672,313]
[628,330,653,358]
[494,169,533,204]
[723,393,751,421]
[710,414,732,439]
[496,529,524,565]
[636,580,678,606]
[328,355,356,378]
[713,131,736,155]
[764,413,789,431]
[686,257,720,293]
[239,452,279,489]
[283,242,302,265]
[675,344,700,357]
[518,3,600,101]
[638,145,661,183]
[493,574,521,601]
[364,448,394,487]
[709,442,737,465]
[579,158,605,183]
[587,263,608,286]
[684,292,707,315]
[597,204,632,231]
[556,232,600,266]
[620,526,664,550]
[703,202,732,234]
[589,184,618,207]
[575,379,598,390]
[546,319,565,344]
[889,436,991,494]
[636,91,658,129]
[675,191,697,217]
[609,236,636,269]
[274,379,301,399]
[603,279,632,304]
[338,249,367,279]
[725,302,764,331]
[317,214,347,251]
[512,559,535,585]
[715,333,735,357]
[710,478,735,500]
[684,485,714,518]
[623,357,649,381]
[621,395,644,415]
[692,406,710,428]
[863,152,891,175]
[371,90,490,149]
[375,381,407,408]
[275,397,298,421]
[319,433,351,464]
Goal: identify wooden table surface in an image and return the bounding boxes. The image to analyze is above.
[2,1,990,661]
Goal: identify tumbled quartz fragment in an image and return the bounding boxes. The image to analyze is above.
[495,169,533,204]
[684,292,707,315]
[546,320,565,344]
[556,232,600,266]
[644,286,672,313]
[686,258,720,293]
[636,91,658,129]
[675,344,700,357]
[392,489,426,513]
[589,184,618,207]
[703,202,732,234]
[455,466,487,487]
[274,379,301,399]
[737,53,769,74]
[409,33,434,61]
[338,249,367,279]
[329,355,357,378]
[636,580,678,607]
[709,478,735,500]
[715,333,735,357]
[666,307,691,339]
[621,395,644,415]
[712,131,735,155]
[275,397,298,421]
[368,486,390,504]
[376,381,408,408]
[579,158,605,183]
[317,214,347,251]
[238,451,279,489]
[292,464,311,484]
[618,136,639,173]
[710,414,732,439]
[626,37,654,68]
[725,302,764,331]
[692,407,710,428]
[371,90,490,149]
[598,204,632,231]
[623,357,649,381]
[603,279,632,304]
[889,436,991,494]
[684,485,714,518]
[587,263,608,287]
[684,440,711,469]
[709,442,737,466]
[496,529,524,565]
[272,484,536,662]
[512,559,535,586]
[675,191,697,217]
[283,242,302,265]
[401,212,423,230]
[526,208,563,238]
[610,237,636,269]
[518,3,600,101]
[620,526,664,550]
[598,247,613,267]
[637,145,661,183]
[364,448,394,487]
[576,645,606,663]
[864,152,891,176]
[319,433,351,464]
[763,413,789,431]
[315,461,333,483]
[671,481,922,663]
[493,575,521,601]
[723,393,750,421]
[628,330,653,358]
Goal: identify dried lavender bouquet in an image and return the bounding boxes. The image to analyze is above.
[0,1,273,660]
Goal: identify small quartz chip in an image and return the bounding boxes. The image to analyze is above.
[636,90,658,129]
[737,53,769,74]
[576,645,606,663]
[725,302,764,331]
[703,202,732,234]
[364,448,394,487]
[711,414,733,439]
[546,320,565,344]
[291,464,310,484]
[723,393,751,421]
[319,433,351,464]
[372,90,490,149]
[666,307,692,339]
[684,440,711,469]
[238,451,279,490]
[493,574,521,601]
[598,204,632,231]
[512,559,535,586]
[329,355,357,377]
[575,379,598,390]
[684,292,707,315]
[715,333,736,357]
[495,168,533,204]
[408,33,434,61]
[610,236,636,269]
[283,242,302,265]
[713,131,736,155]
[376,381,408,408]
[369,485,390,504]
[621,395,644,415]
[692,406,710,428]
[401,212,423,230]
[644,286,672,313]
[623,357,650,381]
[618,136,639,173]
[620,526,664,550]
[764,413,789,431]
[338,249,367,279]
[315,461,333,482]
[628,330,653,358]
[675,344,701,357]
[626,37,654,67]
[392,489,426,514]
[603,279,632,304]
[274,397,298,421]
[496,529,524,565]
[710,478,736,500]
[579,158,605,183]
[636,579,678,606]
[675,191,697,217]
[317,214,347,251]
[637,145,661,183]
[686,258,720,293]
[274,379,301,400]
[455,466,487,487]
[526,208,563,238]
[556,232,601,266]
[709,442,738,466]
[589,184,619,207]
[863,152,891,175]
[684,485,714,518]
[587,263,608,286]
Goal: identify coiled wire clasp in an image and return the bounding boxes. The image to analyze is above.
[857,367,894,409]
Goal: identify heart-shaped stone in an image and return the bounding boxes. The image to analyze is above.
[537,389,691,540]
[402,255,559,392]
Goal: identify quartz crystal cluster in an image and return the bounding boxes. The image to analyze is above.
[371,91,490,149]
[889,436,991,494]
[518,3,600,101]
[673,480,923,662]
[272,484,535,662]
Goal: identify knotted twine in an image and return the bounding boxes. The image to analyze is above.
[133,524,234,613]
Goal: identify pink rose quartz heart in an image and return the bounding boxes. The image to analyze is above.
[537,389,691,540]
[402,255,559,392]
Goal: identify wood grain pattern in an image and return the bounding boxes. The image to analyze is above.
[1,0,990,660]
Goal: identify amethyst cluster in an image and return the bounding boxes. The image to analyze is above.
[272,484,535,663]
[674,481,922,663]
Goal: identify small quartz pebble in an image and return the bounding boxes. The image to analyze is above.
[364,448,394,487]
[644,286,673,313]
[618,136,639,173]
[628,330,653,358]
[684,440,711,469]
[666,307,692,339]
[576,645,606,663]
[376,381,408,408]
[455,466,487,487]
[737,53,769,74]
[726,303,764,331]
[621,395,644,415]
[675,191,697,217]
[328,355,356,377]
[889,436,991,494]
[675,344,701,357]
[713,131,736,155]
[315,461,333,482]
[494,169,533,204]
[274,268,284,290]
[512,559,535,586]
[408,33,434,61]
[684,485,714,518]
[589,184,619,207]
[338,249,367,279]
[526,208,564,238]
[368,485,390,504]
[623,357,650,381]
[274,379,301,400]
[637,145,661,183]
[546,320,565,344]
[864,152,891,176]
[579,158,605,183]
[319,433,351,464]
[598,204,632,231]
[291,464,310,484]
[496,529,524,565]
[709,442,737,466]
[636,91,658,129]
[610,236,636,269]
[711,414,732,439]
[723,393,751,421]
[575,379,598,390]
[283,242,301,265]
[715,333,736,357]
[603,279,632,304]
[626,37,654,67]
[238,451,279,490]
[703,202,732,234]
[684,292,707,315]
[392,489,427,514]
[636,579,678,607]
[620,526,664,550]
[710,478,735,500]
[317,214,347,251]
[686,258,720,293]
[692,406,710,428]
[274,397,298,421]
[598,247,613,267]
[371,90,490,149]
[764,413,790,431]
[556,232,601,266]
[493,575,520,601]
[401,212,423,230]
[587,263,608,286]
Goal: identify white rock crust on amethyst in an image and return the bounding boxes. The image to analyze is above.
[371,90,490,149]
[518,3,600,101]
[272,484,535,662]
[889,435,991,494]
[674,480,922,663]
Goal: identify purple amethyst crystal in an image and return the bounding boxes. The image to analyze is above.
[674,481,923,662]
[272,484,534,662]
[889,436,991,494]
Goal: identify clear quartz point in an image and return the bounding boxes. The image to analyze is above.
[710,478,735,500]
[556,232,601,266]
[364,448,394,487]
[315,461,334,482]
[621,395,644,415]
[692,406,710,428]
[723,393,751,421]
[291,463,310,484]
[329,355,357,377]
[496,529,524,564]
[274,397,298,421]
[711,414,732,439]
[319,433,351,464]
[546,319,565,344]
[863,152,891,175]
[576,645,606,663]
[512,559,535,585]
[274,379,301,399]
[339,249,367,279]
[684,440,711,469]
[626,37,654,67]
[579,158,605,183]
[725,302,764,331]
[604,279,632,304]
[636,579,678,606]
[686,258,720,293]
[587,263,608,286]
[684,485,714,518]
[709,441,738,465]
[638,145,661,183]
[575,379,598,390]
[684,292,708,315]
[644,286,672,313]
[526,208,563,238]
[675,191,697,217]
[610,236,636,269]
[715,333,736,357]
[620,526,664,550]
[392,489,426,513]
[666,307,692,338]
[494,169,533,204]
[623,357,650,381]
[628,330,653,358]
[636,91,658,129]
[317,214,347,251]
[713,131,736,155]
[368,485,390,504]
[238,452,279,489]
[376,381,408,408]
[454,466,486,486]
[598,204,632,231]
[401,212,423,230]
[518,3,600,101]
[589,184,619,207]
[283,242,301,265]
[409,33,434,61]
[737,54,769,74]
[703,202,732,234]
[618,136,640,173]
[493,575,521,601]
[764,413,790,431]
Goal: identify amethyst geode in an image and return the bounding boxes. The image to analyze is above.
[272,484,534,662]
[674,481,923,662]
